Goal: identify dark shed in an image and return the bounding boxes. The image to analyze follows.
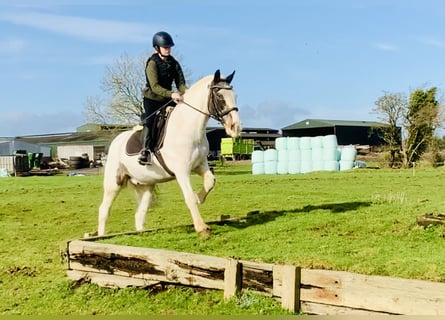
[281,119,398,146]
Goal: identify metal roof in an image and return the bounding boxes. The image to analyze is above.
[281,119,389,130]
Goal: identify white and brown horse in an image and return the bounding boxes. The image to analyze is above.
[97,70,241,237]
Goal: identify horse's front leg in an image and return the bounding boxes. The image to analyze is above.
[175,172,210,237]
[196,168,215,204]
[133,184,155,232]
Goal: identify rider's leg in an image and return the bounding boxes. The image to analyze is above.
[138,125,152,165]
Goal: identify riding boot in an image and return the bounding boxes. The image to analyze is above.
[138,126,152,165]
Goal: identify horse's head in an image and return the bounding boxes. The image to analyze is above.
[208,70,242,138]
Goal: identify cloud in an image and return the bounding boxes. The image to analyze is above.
[0,111,84,136]
[240,100,309,130]
[0,37,26,54]
[0,11,152,43]
[419,36,445,48]
[374,42,398,51]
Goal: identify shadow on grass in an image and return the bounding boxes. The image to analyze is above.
[212,201,372,230]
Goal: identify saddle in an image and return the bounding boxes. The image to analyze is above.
[125,107,174,156]
[125,107,175,176]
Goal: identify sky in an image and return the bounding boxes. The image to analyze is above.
[1,0,445,137]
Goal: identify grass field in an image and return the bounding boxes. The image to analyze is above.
[1,163,444,315]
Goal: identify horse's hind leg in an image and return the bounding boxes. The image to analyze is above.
[97,166,125,236]
[133,184,155,232]
[98,183,120,236]
[196,168,215,204]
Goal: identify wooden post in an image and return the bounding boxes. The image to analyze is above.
[224,258,243,300]
[280,265,301,313]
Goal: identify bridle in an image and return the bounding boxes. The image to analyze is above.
[181,81,238,124]
[140,80,238,126]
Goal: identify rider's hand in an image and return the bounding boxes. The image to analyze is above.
[171,92,183,102]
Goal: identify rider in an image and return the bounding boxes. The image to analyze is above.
[139,31,187,165]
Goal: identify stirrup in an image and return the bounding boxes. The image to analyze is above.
[138,151,152,165]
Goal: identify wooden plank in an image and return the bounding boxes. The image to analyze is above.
[67,270,160,289]
[68,240,227,289]
[224,259,242,300]
[240,260,274,295]
[301,269,445,315]
[273,265,300,313]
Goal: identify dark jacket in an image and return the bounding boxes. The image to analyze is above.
[143,53,186,101]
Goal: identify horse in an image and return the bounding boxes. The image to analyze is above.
[97,69,241,237]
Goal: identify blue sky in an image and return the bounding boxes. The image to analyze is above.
[1,0,445,137]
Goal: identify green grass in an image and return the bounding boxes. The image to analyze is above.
[1,163,445,314]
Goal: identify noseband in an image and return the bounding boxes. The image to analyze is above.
[180,80,238,124]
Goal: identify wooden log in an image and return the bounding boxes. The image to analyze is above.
[273,265,300,313]
[300,269,445,315]
[67,239,445,315]
[68,240,227,289]
[240,260,274,295]
[416,213,445,227]
[67,270,160,289]
[224,259,242,300]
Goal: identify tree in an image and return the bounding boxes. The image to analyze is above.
[402,88,439,167]
[83,53,191,126]
[373,87,442,168]
[83,54,145,125]
[373,92,406,167]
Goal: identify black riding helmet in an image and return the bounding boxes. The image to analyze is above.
[152,31,175,48]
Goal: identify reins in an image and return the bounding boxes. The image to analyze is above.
[140,82,238,126]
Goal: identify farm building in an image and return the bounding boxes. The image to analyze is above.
[206,127,280,158]
[1,123,281,166]
[281,119,400,146]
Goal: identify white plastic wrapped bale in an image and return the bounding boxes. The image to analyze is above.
[324,161,340,171]
[288,149,301,162]
[312,161,324,172]
[322,134,338,148]
[341,145,357,161]
[251,150,264,164]
[275,137,288,150]
[311,147,323,161]
[252,162,265,175]
[264,149,278,174]
[288,161,301,174]
[278,150,289,162]
[264,149,278,162]
[299,136,312,150]
[277,161,288,174]
[264,161,278,174]
[287,137,300,150]
[340,146,357,171]
[322,147,339,161]
[311,136,323,149]
[300,161,312,173]
[277,149,289,174]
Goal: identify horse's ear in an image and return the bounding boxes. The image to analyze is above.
[225,70,235,84]
[213,69,221,83]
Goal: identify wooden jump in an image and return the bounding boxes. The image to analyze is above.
[67,239,445,315]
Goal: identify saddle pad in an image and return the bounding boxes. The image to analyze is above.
[126,130,143,156]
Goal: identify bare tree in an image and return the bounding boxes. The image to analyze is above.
[84,52,191,126]
[374,88,443,168]
[373,92,406,167]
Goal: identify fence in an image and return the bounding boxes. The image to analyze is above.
[66,238,445,315]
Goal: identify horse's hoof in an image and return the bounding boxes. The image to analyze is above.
[198,228,211,240]
[84,231,98,238]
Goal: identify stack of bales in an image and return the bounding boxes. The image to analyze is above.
[251,135,357,175]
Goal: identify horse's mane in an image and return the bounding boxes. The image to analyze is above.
[184,74,213,96]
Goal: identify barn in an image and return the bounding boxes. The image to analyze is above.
[281,119,398,146]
